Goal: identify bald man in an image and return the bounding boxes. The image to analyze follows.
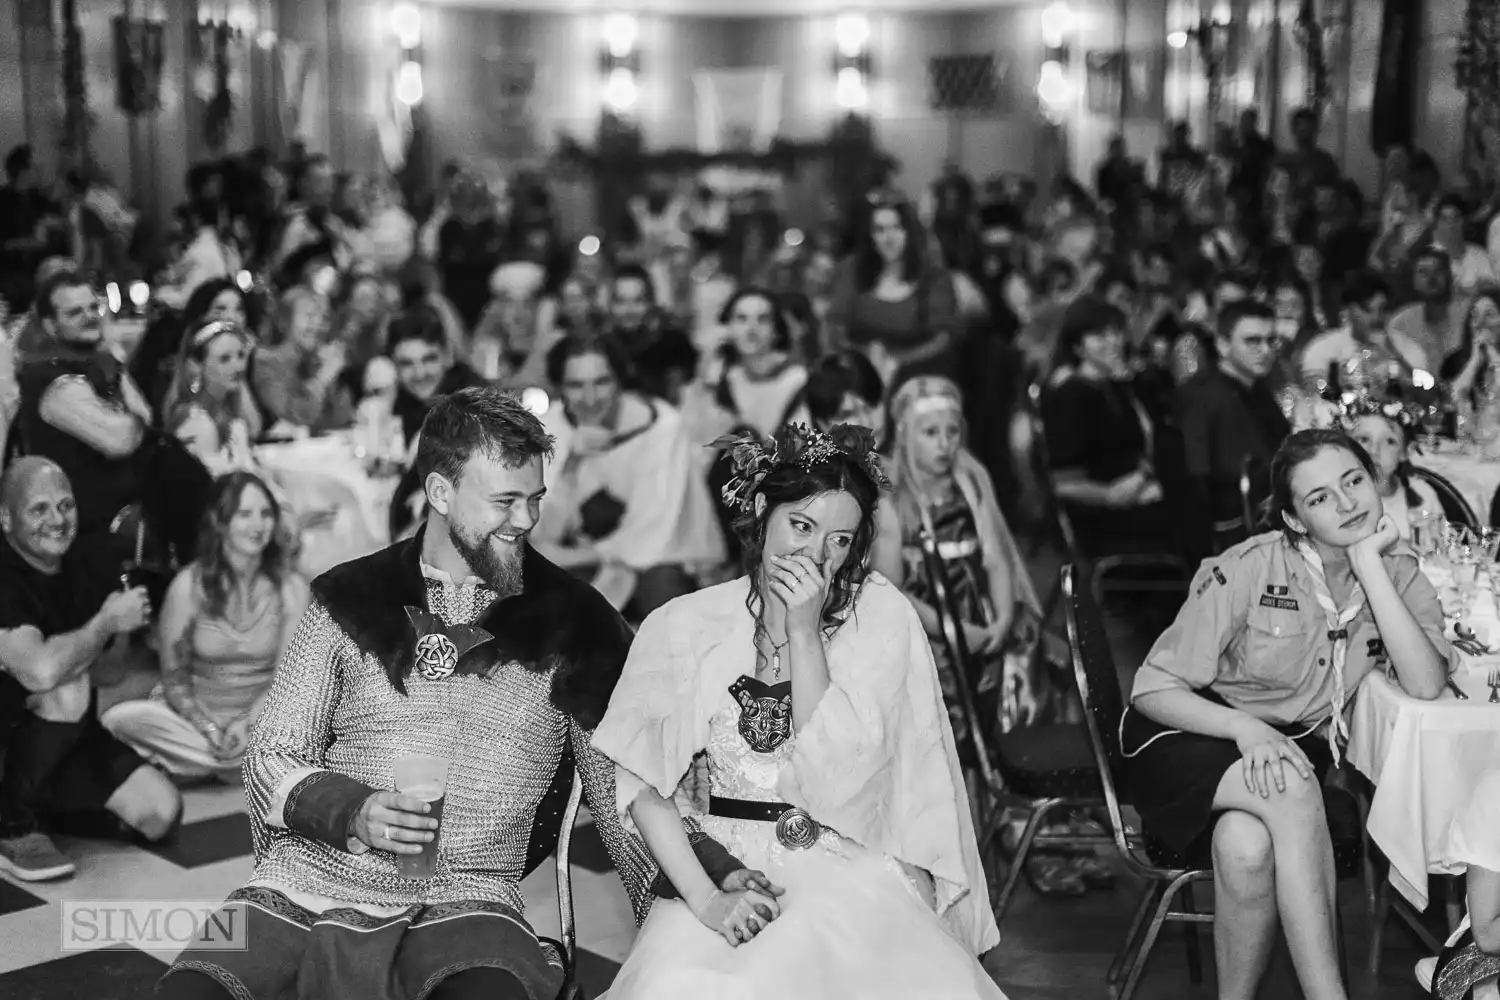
[0,457,180,882]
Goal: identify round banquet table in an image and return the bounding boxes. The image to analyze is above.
[253,435,398,576]
[1414,443,1500,524]
[1347,668,1500,912]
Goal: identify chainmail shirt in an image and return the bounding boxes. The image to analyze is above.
[244,569,656,922]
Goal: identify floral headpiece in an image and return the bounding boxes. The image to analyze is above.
[1339,393,1422,433]
[710,423,891,512]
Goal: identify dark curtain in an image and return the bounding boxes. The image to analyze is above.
[1371,0,1421,154]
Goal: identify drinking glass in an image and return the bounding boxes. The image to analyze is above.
[393,753,450,879]
[1453,544,1482,614]
[1409,510,1439,559]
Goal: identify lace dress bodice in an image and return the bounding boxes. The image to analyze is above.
[697,676,927,911]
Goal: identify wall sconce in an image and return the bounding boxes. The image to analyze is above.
[1036,1,1074,117]
[600,12,640,114]
[396,60,424,106]
[391,3,421,50]
[1040,1,1075,48]
[832,12,871,111]
[388,3,423,106]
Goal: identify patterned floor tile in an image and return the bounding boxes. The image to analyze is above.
[0,877,48,917]
[0,944,167,1000]
[139,812,252,869]
[575,947,623,996]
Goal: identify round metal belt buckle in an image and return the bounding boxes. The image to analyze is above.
[774,807,820,849]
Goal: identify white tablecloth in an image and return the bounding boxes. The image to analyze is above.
[1347,670,1500,911]
[1415,446,1500,523]
[253,436,397,576]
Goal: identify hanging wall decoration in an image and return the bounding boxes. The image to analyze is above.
[193,20,242,152]
[1085,50,1126,117]
[113,17,166,115]
[1293,0,1331,114]
[59,0,96,175]
[1456,0,1500,168]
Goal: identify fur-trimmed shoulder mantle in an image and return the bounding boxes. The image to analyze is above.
[310,529,633,729]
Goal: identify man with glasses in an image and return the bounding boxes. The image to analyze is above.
[10,270,151,553]
[1178,300,1291,551]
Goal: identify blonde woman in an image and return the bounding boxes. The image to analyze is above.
[163,319,267,475]
[103,473,308,780]
[888,376,1041,743]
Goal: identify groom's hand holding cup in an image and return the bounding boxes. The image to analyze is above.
[351,790,438,856]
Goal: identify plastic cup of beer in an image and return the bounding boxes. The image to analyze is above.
[393,753,449,878]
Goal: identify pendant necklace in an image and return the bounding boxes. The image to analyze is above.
[757,622,791,681]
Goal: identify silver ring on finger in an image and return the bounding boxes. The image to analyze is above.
[384,824,392,841]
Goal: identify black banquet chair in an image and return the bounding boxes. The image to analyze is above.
[916,527,1112,925]
[1062,561,1212,999]
[539,770,586,1000]
[1413,465,1480,531]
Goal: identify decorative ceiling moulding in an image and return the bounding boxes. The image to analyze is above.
[419,0,1027,14]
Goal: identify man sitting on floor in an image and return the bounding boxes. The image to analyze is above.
[0,456,181,881]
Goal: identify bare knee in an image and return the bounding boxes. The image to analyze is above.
[1213,811,1275,897]
[106,765,183,842]
[1268,766,1329,827]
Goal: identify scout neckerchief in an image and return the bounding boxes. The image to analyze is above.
[1295,539,1366,765]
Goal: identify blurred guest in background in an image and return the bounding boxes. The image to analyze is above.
[104,473,306,780]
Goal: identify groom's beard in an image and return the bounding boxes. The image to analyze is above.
[447,519,525,595]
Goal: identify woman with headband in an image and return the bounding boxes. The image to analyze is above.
[164,318,268,476]
[594,422,1003,998]
[887,376,1041,753]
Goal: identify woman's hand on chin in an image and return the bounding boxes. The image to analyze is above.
[1347,512,1400,571]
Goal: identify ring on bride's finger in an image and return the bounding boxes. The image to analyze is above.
[384,824,392,841]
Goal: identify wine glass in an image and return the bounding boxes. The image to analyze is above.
[1420,401,1446,453]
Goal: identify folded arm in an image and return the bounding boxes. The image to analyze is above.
[38,375,144,458]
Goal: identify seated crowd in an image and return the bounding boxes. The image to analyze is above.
[1,114,1499,1000]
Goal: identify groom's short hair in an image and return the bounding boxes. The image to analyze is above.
[415,387,554,486]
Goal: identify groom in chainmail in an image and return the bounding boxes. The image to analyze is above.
[158,388,749,1000]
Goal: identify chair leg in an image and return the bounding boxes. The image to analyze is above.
[1116,876,1189,1000]
[1108,883,1161,987]
[1356,786,1377,913]
[1179,882,1204,985]
[1337,898,1349,988]
[1367,873,1391,976]
[993,798,1064,921]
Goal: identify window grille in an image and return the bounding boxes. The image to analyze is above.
[928,55,1001,113]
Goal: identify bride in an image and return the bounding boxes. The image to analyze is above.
[592,423,1004,999]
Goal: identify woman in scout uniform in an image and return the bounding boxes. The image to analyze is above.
[1124,427,1448,1000]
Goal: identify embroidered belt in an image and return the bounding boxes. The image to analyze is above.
[708,795,821,850]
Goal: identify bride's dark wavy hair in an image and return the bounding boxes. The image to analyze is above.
[732,451,883,629]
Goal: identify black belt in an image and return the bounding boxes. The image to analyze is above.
[708,796,822,849]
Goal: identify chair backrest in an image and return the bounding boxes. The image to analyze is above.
[554,770,585,973]
[917,528,1003,792]
[1061,562,1135,856]
[1412,465,1479,531]
[1023,385,1081,556]
[1239,453,1257,533]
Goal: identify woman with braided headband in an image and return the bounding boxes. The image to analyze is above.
[594,422,1004,999]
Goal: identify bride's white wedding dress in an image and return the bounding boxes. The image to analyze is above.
[594,575,1007,1000]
